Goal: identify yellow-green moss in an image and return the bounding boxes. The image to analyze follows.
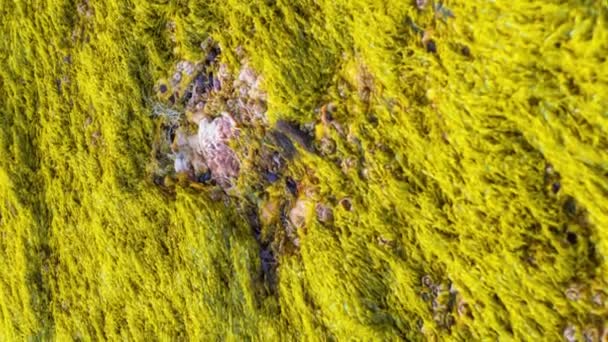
[0,0,607,340]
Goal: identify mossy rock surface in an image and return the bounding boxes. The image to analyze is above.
[0,0,607,340]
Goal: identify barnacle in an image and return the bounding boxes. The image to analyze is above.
[565,284,583,301]
[315,203,334,223]
[564,324,577,342]
[421,275,434,288]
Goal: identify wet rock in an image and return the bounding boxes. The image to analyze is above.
[174,152,191,174]
[246,207,262,239]
[176,60,195,76]
[197,114,236,145]
[205,72,215,90]
[194,73,210,93]
[259,246,277,284]
[206,46,221,65]
[238,65,257,87]
[251,99,267,118]
[183,89,193,104]
[272,131,297,159]
[172,126,188,147]
[271,152,284,170]
[264,172,279,183]
[276,120,314,152]
[195,113,240,186]
[236,64,266,103]
[285,177,298,196]
[197,170,212,184]
[205,144,240,183]
[212,75,222,91]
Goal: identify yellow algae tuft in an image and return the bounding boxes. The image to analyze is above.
[0,0,607,340]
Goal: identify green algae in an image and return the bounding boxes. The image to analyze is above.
[0,0,607,340]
